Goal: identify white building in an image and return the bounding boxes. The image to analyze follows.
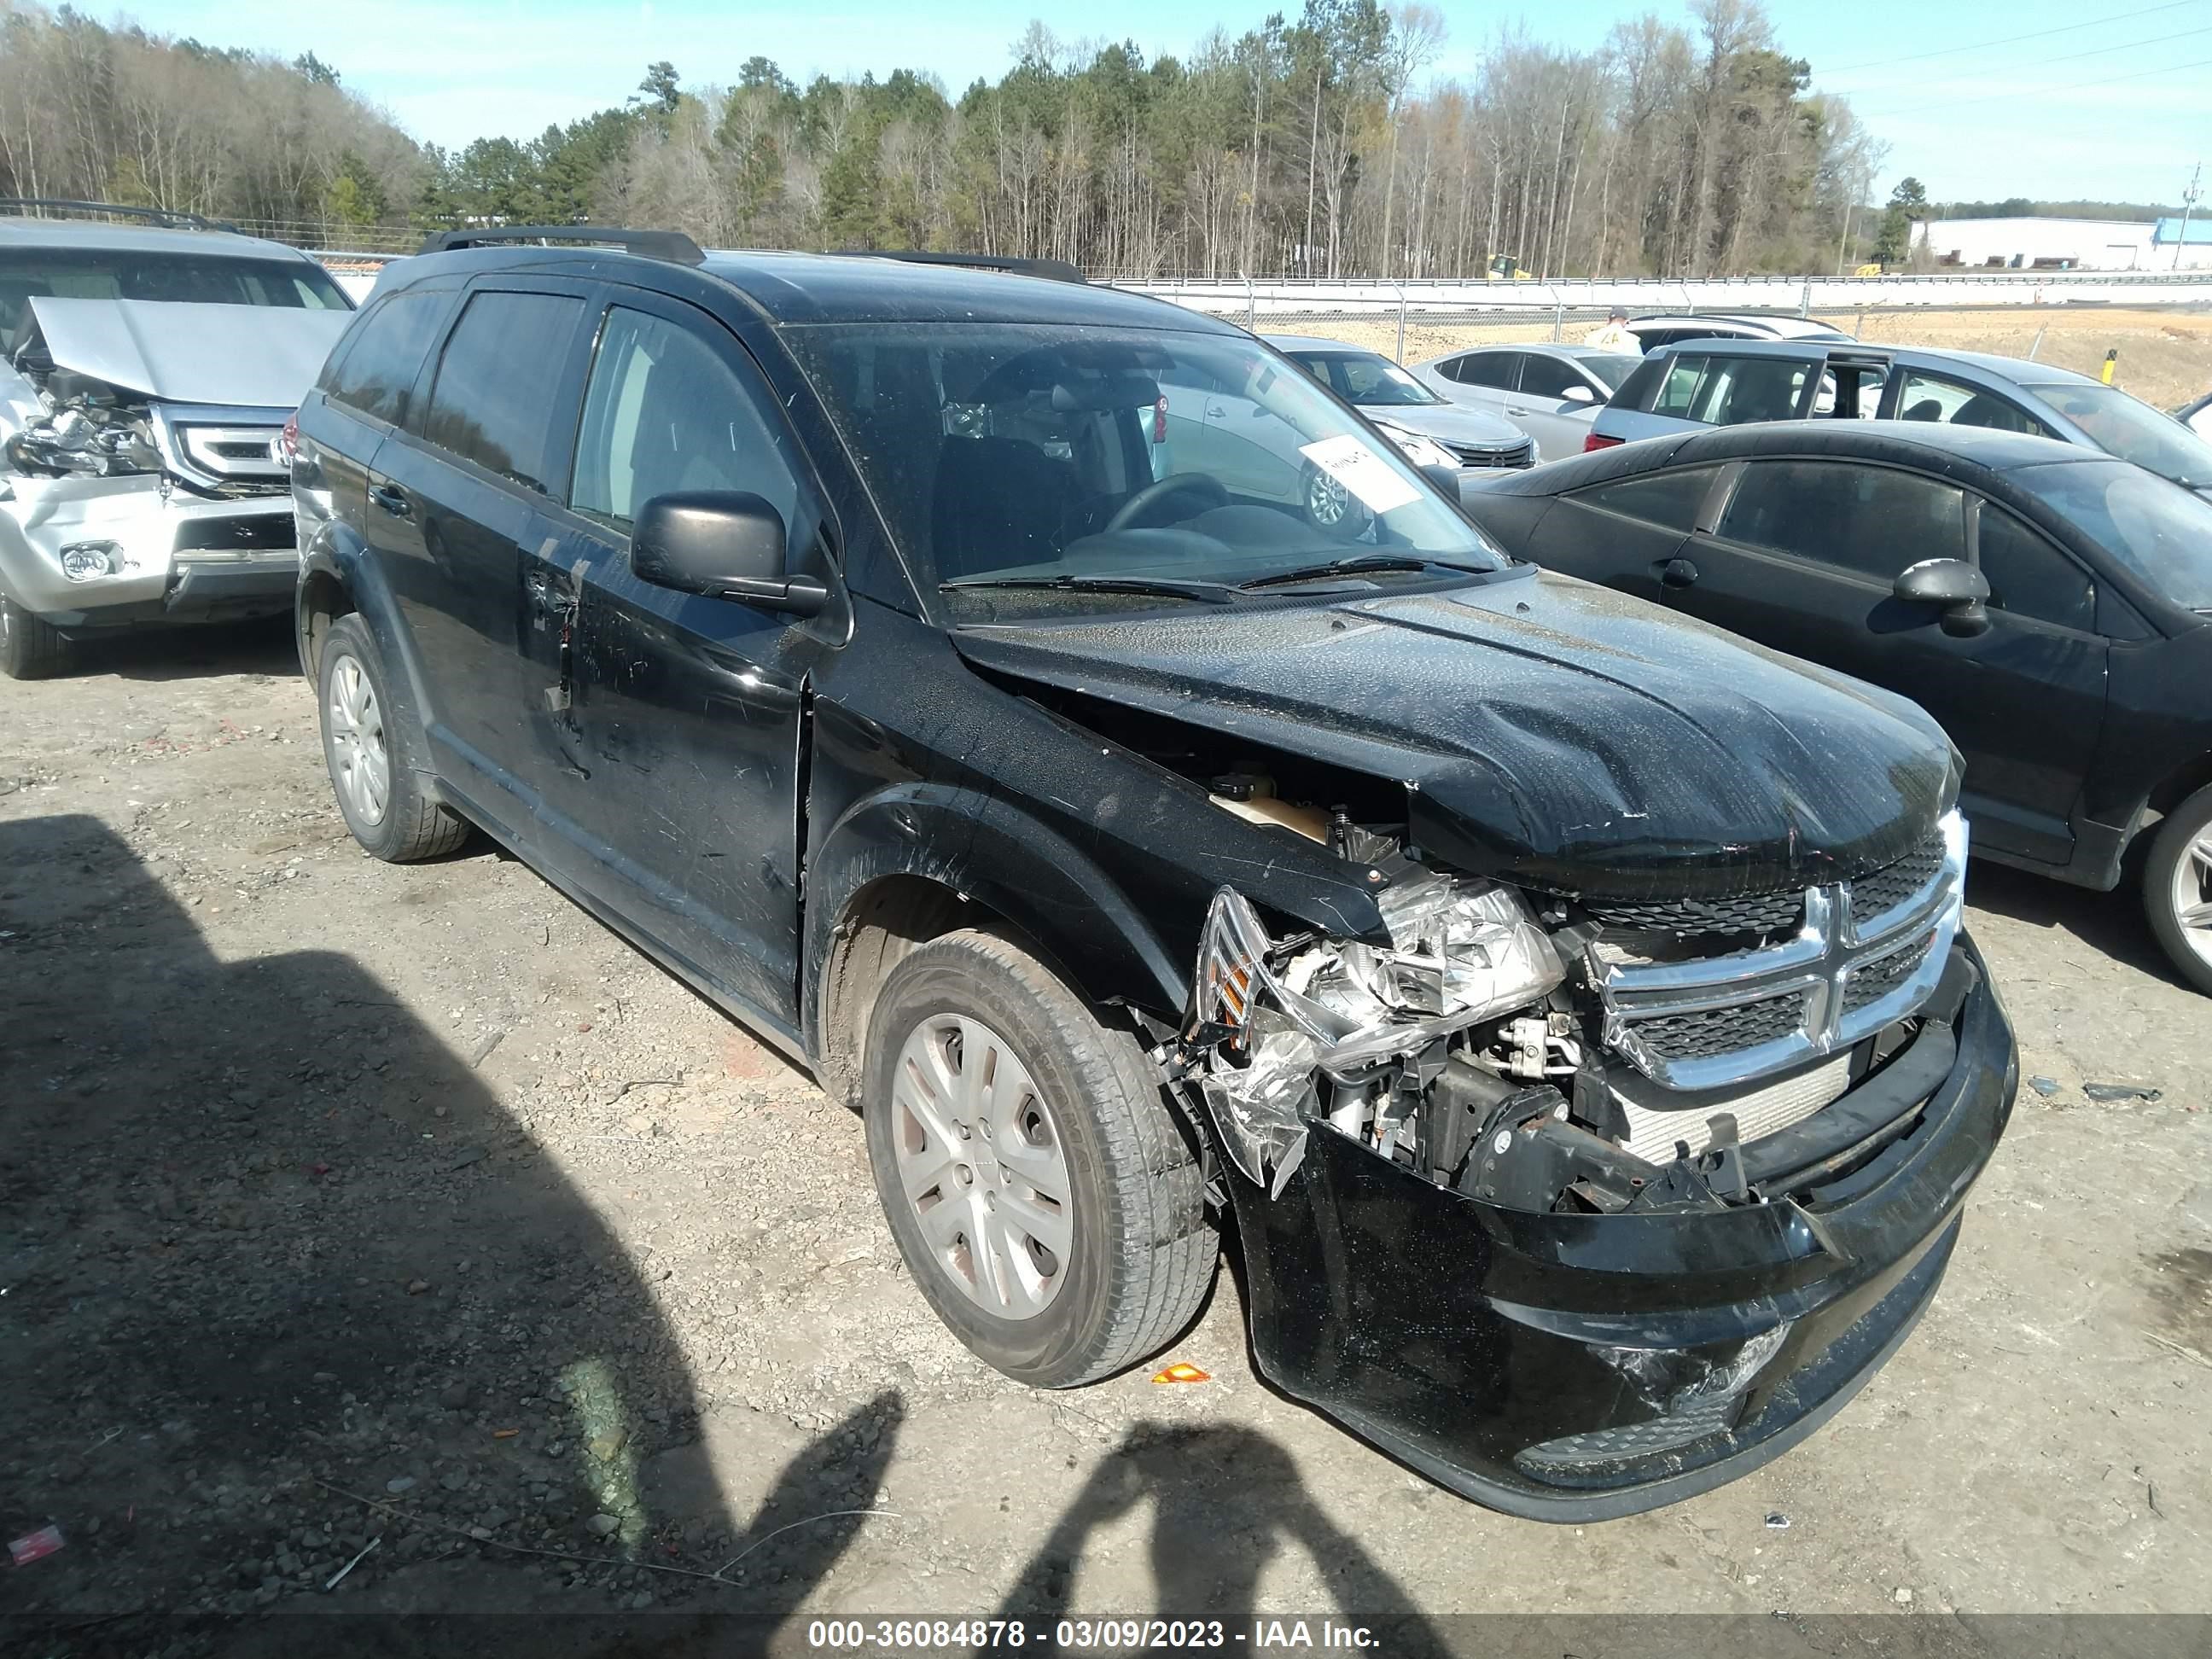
[1909,217,2165,271]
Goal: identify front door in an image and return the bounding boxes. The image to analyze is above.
[1522,463,1726,602]
[534,294,838,1029]
[1670,457,2109,864]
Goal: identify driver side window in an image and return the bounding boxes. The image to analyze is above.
[572,306,799,533]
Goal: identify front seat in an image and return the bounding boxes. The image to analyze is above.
[930,436,1082,580]
[1901,399,1943,422]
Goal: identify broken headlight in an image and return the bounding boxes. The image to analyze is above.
[6,405,162,480]
[1185,876,1566,1188]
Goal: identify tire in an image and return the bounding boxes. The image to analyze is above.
[316,613,469,863]
[863,929,1214,1388]
[0,588,74,680]
[2145,783,2212,996]
[1299,462,1371,540]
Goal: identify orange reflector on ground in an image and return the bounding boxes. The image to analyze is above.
[1151,1362,1211,1384]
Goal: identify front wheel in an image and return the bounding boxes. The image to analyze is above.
[316,614,469,862]
[0,589,73,680]
[863,929,1214,1388]
[2145,784,2212,996]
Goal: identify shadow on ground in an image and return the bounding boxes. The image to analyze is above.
[1965,857,2180,987]
[0,815,897,1653]
[70,614,302,683]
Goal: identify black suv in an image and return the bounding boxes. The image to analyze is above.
[292,230,2017,1520]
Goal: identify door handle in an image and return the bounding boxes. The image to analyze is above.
[1660,557,1700,589]
[1505,405,1531,416]
[369,482,410,517]
[1206,405,1226,418]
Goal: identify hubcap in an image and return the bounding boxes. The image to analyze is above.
[891,1013,1073,1320]
[1306,469,1351,527]
[2174,827,2212,969]
[326,653,390,828]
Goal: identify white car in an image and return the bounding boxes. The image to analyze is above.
[1409,344,1639,463]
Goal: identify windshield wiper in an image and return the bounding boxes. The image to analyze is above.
[940,573,1235,604]
[1238,555,1458,590]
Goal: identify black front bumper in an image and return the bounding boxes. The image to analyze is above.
[1224,934,2017,1521]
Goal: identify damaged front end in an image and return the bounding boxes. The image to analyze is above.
[1170,815,2015,1519]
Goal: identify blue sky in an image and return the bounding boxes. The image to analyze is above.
[142,0,2210,205]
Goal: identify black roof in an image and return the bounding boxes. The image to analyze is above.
[383,242,1235,333]
[1488,419,2103,498]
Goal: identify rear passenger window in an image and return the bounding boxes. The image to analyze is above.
[1450,353,1519,390]
[1651,354,1711,416]
[1976,504,2094,629]
[572,306,800,531]
[421,291,585,495]
[1571,465,1721,533]
[323,288,450,427]
[1718,461,1965,581]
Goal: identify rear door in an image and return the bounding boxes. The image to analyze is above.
[1671,458,2107,864]
[1521,463,1726,600]
[1435,350,1523,424]
[367,279,595,842]
[1883,367,2054,435]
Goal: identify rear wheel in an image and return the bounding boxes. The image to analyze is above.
[863,929,1213,1388]
[316,614,469,862]
[0,589,74,680]
[2145,784,2212,996]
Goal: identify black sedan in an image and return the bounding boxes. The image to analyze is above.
[1460,422,2212,992]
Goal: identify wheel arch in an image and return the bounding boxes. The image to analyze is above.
[802,784,1185,1109]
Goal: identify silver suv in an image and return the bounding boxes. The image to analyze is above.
[0,202,353,677]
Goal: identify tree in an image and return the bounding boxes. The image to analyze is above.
[294,50,340,86]
[1872,174,1925,263]
[633,61,681,114]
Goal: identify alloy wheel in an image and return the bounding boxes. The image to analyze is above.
[2173,825,2212,971]
[326,652,390,827]
[890,1013,1074,1320]
[1305,468,1352,527]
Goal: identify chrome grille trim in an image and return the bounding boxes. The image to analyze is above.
[148,403,290,492]
[1589,812,1968,1091]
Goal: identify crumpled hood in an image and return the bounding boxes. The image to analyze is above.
[1366,400,1528,451]
[952,568,1960,900]
[27,297,351,406]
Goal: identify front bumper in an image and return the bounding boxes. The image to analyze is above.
[0,473,296,629]
[1221,934,2017,1521]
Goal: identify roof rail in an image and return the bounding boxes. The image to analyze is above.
[0,197,238,232]
[416,225,706,265]
[832,249,1087,285]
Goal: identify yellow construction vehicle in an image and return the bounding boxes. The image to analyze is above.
[1486,253,1536,281]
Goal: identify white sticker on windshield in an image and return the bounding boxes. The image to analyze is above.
[1297,434,1421,515]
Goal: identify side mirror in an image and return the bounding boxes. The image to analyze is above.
[1561,384,1597,405]
[632,491,827,619]
[1895,557,1991,637]
[1419,462,1467,505]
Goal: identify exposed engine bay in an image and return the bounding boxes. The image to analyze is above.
[1138,741,1967,1221]
[3,363,168,483]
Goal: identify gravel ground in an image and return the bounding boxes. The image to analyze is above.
[1,619,2208,1650]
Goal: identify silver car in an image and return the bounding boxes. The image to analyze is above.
[1407,344,1639,463]
[1260,335,1534,474]
[0,205,353,677]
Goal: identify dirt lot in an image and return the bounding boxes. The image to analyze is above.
[2,620,2209,1652]
[1323,306,2212,410]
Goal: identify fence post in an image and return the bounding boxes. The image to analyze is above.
[2027,326,2046,361]
[1392,282,1407,361]
[1245,273,1256,330]
[1799,280,1811,318]
[1551,299,1564,342]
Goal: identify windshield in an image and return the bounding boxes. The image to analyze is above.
[788,322,1503,605]
[2015,459,2212,611]
[1284,350,1442,407]
[1580,352,1639,392]
[2023,381,2212,490]
[0,251,352,342]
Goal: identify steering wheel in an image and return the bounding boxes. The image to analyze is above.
[1105,473,1229,533]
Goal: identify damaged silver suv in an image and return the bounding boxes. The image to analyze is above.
[0,202,353,678]
[294,232,2019,1520]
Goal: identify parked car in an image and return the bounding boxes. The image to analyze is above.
[1258,333,1534,485]
[294,228,2015,1519]
[1590,338,2212,497]
[2178,388,2212,443]
[1621,312,1854,353]
[1458,419,2212,992]
[0,201,355,678]
[1406,343,1639,461]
